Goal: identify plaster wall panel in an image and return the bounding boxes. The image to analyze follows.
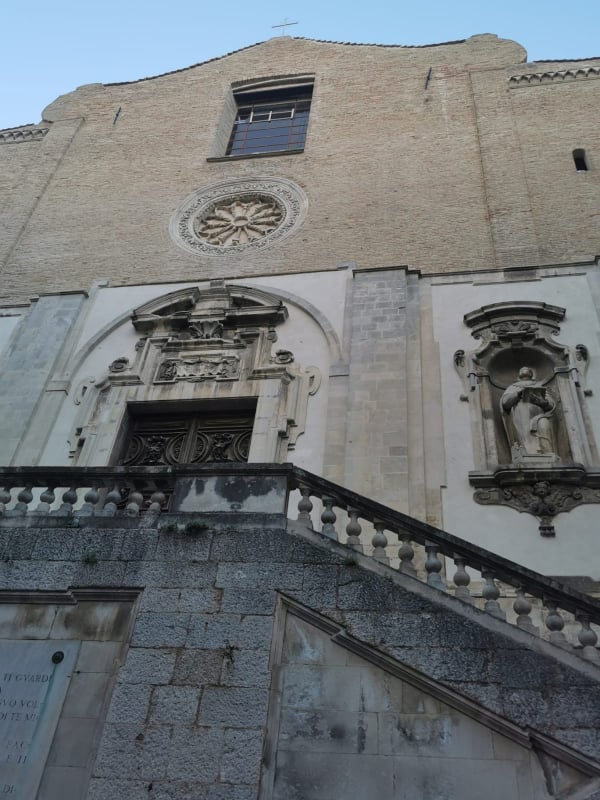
[0,294,85,465]
[0,313,23,359]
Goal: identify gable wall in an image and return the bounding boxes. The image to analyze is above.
[1,36,599,302]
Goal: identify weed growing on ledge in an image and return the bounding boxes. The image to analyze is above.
[184,521,209,536]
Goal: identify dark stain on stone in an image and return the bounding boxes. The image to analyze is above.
[215,476,281,502]
[329,724,345,740]
[357,724,366,753]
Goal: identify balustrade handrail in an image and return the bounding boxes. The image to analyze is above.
[289,466,600,622]
[0,463,599,623]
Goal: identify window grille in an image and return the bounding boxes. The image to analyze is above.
[227,87,312,156]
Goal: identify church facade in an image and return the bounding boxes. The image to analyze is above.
[1,34,600,799]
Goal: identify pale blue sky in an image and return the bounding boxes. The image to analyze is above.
[3,0,599,129]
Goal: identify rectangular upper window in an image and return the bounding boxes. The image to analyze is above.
[226,84,313,157]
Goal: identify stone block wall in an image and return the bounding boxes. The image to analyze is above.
[344,269,410,510]
[1,509,600,799]
[0,293,85,464]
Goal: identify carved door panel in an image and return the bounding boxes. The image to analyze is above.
[118,411,253,466]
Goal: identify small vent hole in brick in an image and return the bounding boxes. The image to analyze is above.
[573,148,589,171]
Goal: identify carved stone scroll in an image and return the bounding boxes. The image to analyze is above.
[472,467,600,537]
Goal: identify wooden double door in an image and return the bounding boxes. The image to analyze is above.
[119,409,254,466]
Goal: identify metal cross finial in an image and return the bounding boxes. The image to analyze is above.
[272,18,298,35]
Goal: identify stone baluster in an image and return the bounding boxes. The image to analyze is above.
[78,486,100,516]
[513,588,538,634]
[345,507,363,551]
[320,497,337,540]
[0,487,11,515]
[543,599,569,649]
[58,486,78,516]
[126,490,145,517]
[102,485,122,516]
[481,570,506,619]
[297,486,314,527]
[15,486,33,515]
[398,534,416,577]
[576,613,600,663]
[371,520,389,564]
[36,487,56,514]
[452,556,472,603]
[146,490,166,516]
[425,542,446,590]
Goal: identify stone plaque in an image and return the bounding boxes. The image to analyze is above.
[0,640,78,799]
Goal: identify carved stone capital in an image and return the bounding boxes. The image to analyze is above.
[470,467,600,537]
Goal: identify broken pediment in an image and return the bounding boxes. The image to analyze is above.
[131,281,288,337]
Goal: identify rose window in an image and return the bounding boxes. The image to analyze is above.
[170,177,307,255]
[194,195,284,247]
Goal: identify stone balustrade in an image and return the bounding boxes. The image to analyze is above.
[289,465,600,665]
[0,465,175,518]
[0,463,599,664]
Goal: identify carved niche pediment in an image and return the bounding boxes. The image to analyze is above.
[463,301,565,344]
[455,301,599,536]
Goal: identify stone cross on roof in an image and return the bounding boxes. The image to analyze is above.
[272,18,298,35]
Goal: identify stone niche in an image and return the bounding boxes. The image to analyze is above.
[69,281,320,468]
[455,302,600,536]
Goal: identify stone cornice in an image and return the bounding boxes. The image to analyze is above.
[509,66,600,87]
[0,127,49,144]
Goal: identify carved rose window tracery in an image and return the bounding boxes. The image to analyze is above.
[169,177,308,255]
[194,195,284,247]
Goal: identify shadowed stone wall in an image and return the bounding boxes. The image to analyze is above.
[1,509,599,799]
[0,293,85,465]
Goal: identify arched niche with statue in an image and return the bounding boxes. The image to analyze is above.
[454,301,600,536]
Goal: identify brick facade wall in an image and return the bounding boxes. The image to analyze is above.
[1,35,599,302]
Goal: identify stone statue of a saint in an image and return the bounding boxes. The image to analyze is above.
[501,366,557,462]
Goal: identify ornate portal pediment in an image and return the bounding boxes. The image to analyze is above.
[69,282,320,465]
